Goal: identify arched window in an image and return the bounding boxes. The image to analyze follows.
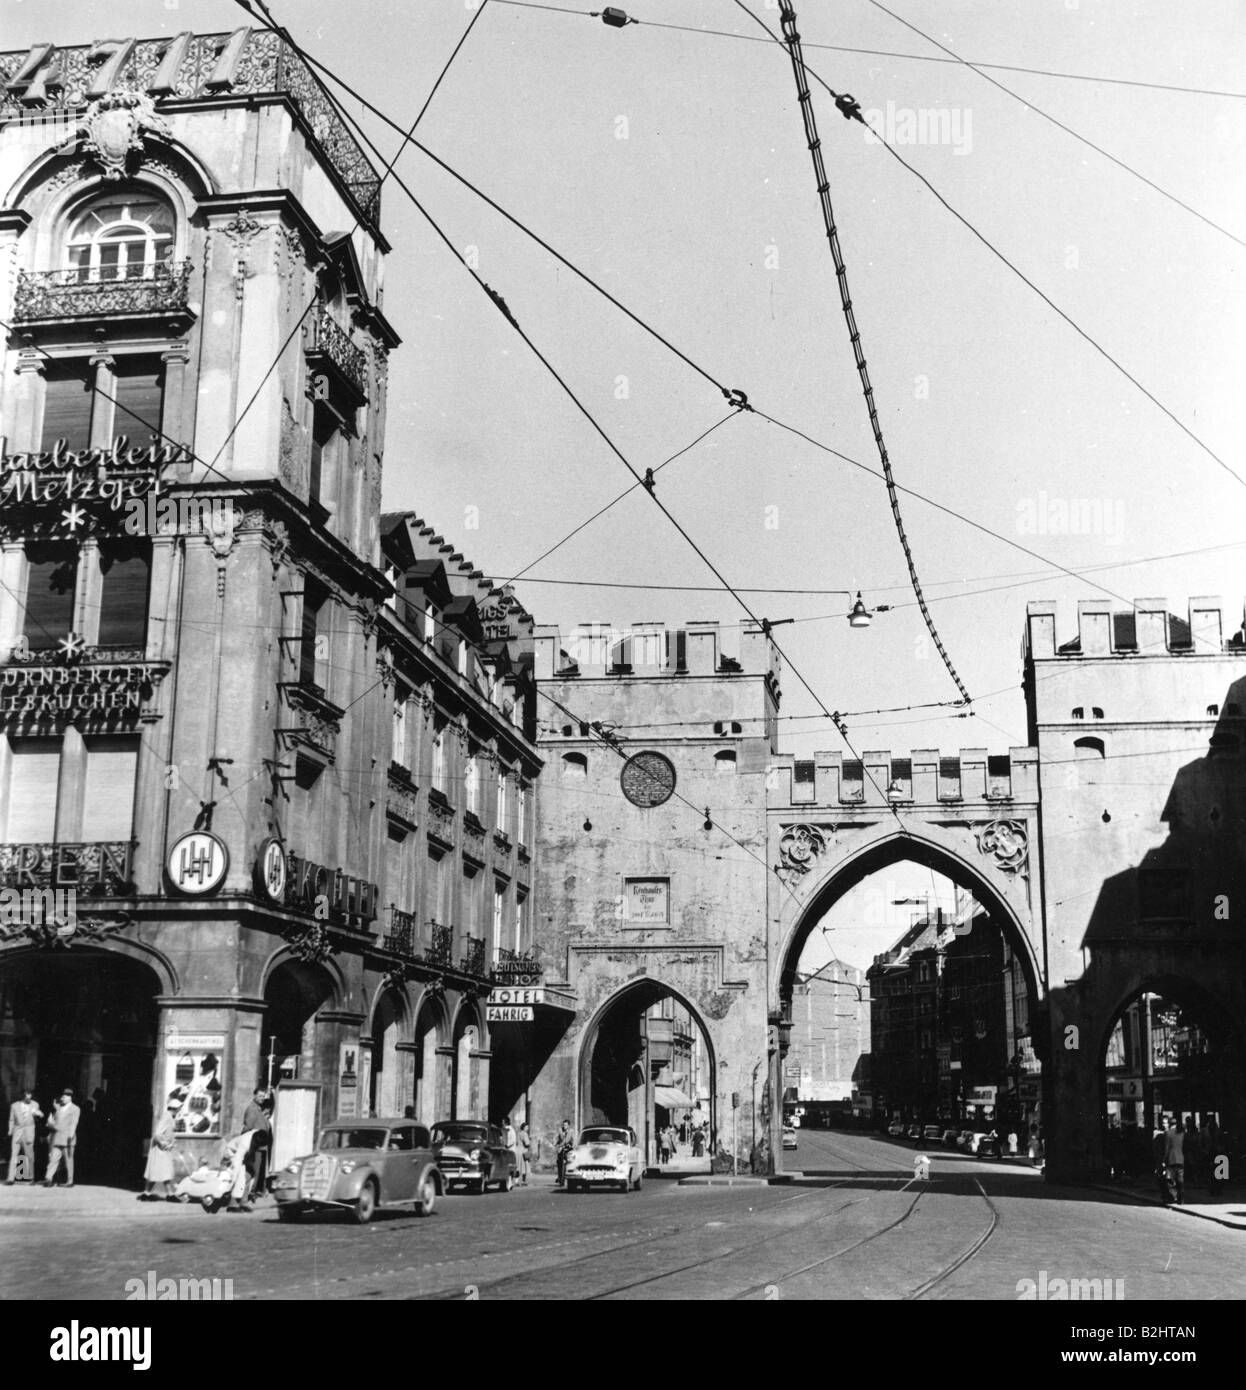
[561,752,587,779]
[714,749,737,774]
[66,192,175,283]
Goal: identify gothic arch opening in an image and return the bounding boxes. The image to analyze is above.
[777,837,1043,1151]
[578,981,716,1170]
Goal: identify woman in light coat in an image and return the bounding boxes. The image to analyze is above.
[140,1103,180,1201]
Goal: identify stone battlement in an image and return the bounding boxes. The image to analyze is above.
[768,747,1038,808]
[1026,598,1246,659]
[534,620,780,683]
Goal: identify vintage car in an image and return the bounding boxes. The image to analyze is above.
[782,1126,799,1151]
[564,1125,643,1193]
[431,1120,517,1194]
[270,1119,442,1224]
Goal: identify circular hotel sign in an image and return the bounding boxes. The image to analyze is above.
[620,750,676,808]
[166,831,229,895]
[255,837,288,905]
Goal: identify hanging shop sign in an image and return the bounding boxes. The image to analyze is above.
[166,830,228,895]
[477,589,527,642]
[162,1034,225,1138]
[490,953,543,988]
[253,840,377,927]
[486,1005,534,1023]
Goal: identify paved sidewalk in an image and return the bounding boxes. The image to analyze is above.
[0,1182,276,1219]
[1090,1178,1246,1231]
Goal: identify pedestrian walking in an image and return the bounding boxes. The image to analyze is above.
[555,1119,574,1186]
[140,1102,181,1201]
[504,1115,521,1183]
[658,1126,671,1165]
[1162,1118,1185,1205]
[5,1088,41,1184]
[518,1121,531,1185]
[43,1089,80,1187]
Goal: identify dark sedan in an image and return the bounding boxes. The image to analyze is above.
[431,1120,517,1193]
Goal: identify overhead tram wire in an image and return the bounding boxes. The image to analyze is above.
[243,23,1191,618]
[239,7,825,885]
[502,410,741,585]
[771,0,971,705]
[246,7,911,831]
[864,0,1246,252]
[730,0,1246,494]
[487,0,1246,101]
[0,7,495,827]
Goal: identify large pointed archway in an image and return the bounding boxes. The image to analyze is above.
[771,831,1047,1169]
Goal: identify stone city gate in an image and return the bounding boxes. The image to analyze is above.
[764,746,1046,1172]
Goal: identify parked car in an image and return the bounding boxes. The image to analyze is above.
[976,1131,1003,1159]
[941,1129,960,1148]
[907,1124,922,1141]
[564,1125,643,1193]
[782,1126,799,1150]
[270,1118,442,1224]
[431,1120,517,1194]
[921,1125,943,1147]
[887,1120,905,1137]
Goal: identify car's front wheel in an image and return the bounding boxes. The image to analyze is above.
[498,1171,513,1193]
[353,1181,377,1225]
[415,1175,436,1217]
[631,1171,642,1192]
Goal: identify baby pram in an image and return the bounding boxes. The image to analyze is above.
[173,1129,258,1213]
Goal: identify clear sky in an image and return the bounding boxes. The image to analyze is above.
[9,0,1244,762]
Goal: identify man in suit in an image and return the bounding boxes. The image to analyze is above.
[1162,1117,1186,1206]
[6,1089,42,1183]
[43,1089,81,1187]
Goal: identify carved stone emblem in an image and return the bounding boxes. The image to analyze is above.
[974,818,1030,877]
[56,92,172,180]
[778,823,828,878]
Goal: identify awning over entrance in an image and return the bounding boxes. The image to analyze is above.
[655,1085,696,1109]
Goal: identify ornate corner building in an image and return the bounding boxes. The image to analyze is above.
[0,29,554,1182]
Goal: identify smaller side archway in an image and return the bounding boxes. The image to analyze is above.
[577,980,717,1170]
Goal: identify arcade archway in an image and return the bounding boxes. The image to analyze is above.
[368,986,407,1119]
[579,981,716,1169]
[0,948,159,1185]
[412,990,449,1125]
[1100,980,1245,1178]
[452,1001,485,1120]
[260,958,338,1089]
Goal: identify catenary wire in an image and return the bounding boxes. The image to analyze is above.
[488,0,1246,100]
[254,24,1232,618]
[771,0,970,703]
[731,0,1246,492]
[241,7,911,831]
[864,0,1246,251]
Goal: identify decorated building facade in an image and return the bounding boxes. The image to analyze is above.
[0,29,548,1182]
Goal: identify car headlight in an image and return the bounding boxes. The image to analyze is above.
[286,1160,302,1175]
[469,1149,484,1162]
[339,1159,358,1174]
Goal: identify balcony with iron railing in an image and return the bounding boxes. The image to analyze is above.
[305,305,368,405]
[461,936,486,978]
[14,262,194,328]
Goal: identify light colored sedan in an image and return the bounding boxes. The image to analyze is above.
[271,1119,442,1224]
[564,1125,643,1193]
